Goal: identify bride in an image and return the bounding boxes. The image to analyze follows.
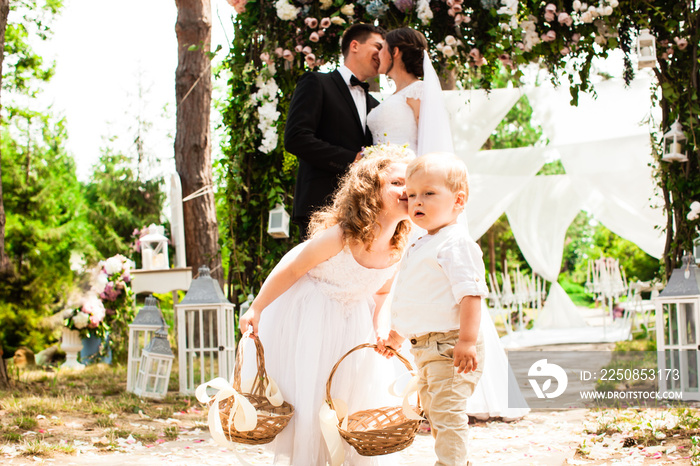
[367,27,530,422]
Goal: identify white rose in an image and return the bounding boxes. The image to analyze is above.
[603,5,613,15]
[444,35,457,46]
[609,0,618,7]
[340,4,355,16]
[572,0,581,10]
[72,312,90,329]
[94,273,109,294]
[275,0,300,21]
[104,256,122,275]
[320,0,332,9]
[330,16,346,25]
[691,201,700,211]
[442,45,455,57]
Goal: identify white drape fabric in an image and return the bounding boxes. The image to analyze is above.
[556,134,665,259]
[447,88,522,158]
[417,50,454,156]
[505,175,587,328]
[461,147,550,240]
[525,78,653,145]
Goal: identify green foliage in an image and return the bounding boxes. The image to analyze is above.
[2,0,63,95]
[83,148,165,261]
[0,112,86,353]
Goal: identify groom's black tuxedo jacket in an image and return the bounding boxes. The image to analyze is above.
[284,69,379,223]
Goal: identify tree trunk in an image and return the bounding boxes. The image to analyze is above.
[174,0,222,285]
[0,0,10,282]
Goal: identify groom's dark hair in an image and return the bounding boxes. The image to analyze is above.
[341,23,386,58]
[386,28,428,78]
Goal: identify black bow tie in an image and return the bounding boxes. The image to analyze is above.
[350,75,369,91]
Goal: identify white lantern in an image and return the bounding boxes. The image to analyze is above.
[140,224,170,270]
[662,120,688,163]
[636,28,656,69]
[654,256,700,400]
[694,235,700,265]
[127,295,167,393]
[267,203,290,238]
[176,266,236,395]
[133,327,174,399]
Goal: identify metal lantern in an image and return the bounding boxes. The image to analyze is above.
[127,295,167,393]
[636,28,656,69]
[176,266,236,395]
[239,293,255,323]
[654,256,700,400]
[140,224,170,270]
[694,234,700,265]
[267,203,290,239]
[662,120,688,163]
[133,327,174,399]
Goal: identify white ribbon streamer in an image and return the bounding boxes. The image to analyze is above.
[388,374,423,421]
[319,399,349,466]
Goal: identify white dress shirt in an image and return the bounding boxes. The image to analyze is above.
[337,65,368,129]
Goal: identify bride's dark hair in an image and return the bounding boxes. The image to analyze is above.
[386,28,428,78]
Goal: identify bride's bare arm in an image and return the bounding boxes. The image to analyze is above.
[406,97,420,125]
[239,225,344,334]
[372,274,396,338]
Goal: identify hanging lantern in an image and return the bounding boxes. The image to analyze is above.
[653,256,700,400]
[694,234,700,265]
[133,327,174,399]
[140,224,170,270]
[127,295,167,393]
[267,203,290,238]
[175,266,236,395]
[662,120,688,163]
[636,28,656,69]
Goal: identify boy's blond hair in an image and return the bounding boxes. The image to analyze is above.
[406,152,469,198]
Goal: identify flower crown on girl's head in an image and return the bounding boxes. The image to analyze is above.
[361,143,416,160]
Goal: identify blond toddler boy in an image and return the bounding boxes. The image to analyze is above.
[378,152,488,466]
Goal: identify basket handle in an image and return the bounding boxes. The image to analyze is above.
[325,343,417,413]
[232,330,268,397]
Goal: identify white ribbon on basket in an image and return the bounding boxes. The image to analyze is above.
[319,398,349,466]
[388,373,423,421]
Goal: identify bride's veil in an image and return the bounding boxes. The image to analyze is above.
[416,50,455,156]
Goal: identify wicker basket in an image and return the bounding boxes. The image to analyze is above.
[218,333,294,444]
[325,343,423,456]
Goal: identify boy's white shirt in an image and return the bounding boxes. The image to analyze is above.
[390,223,489,338]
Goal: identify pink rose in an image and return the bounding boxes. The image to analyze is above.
[317,30,325,37]
[305,53,316,67]
[283,49,294,61]
[274,47,284,58]
[558,12,572,26]
[304,17,318,28]
[674,37,688,50]
[545,3,556,13]
[294,44,303,53]
[560,46,570,55]
[320,17,331,28]
[544,11,555,22]
[302,45,312,55]
[469,48,482,60]
[309,32,320,42]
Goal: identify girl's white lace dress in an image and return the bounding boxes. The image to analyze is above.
[253,243,399,465]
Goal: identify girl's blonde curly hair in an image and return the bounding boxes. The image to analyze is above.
[308,147,414,255]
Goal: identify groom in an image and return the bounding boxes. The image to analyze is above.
[284,23,385,238]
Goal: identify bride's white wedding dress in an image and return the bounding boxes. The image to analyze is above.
[367,80,422,153]
[250,242,399,466]
[366,78,530,422]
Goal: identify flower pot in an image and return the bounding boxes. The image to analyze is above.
[80,333,113,365]
[60,328,85,370]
